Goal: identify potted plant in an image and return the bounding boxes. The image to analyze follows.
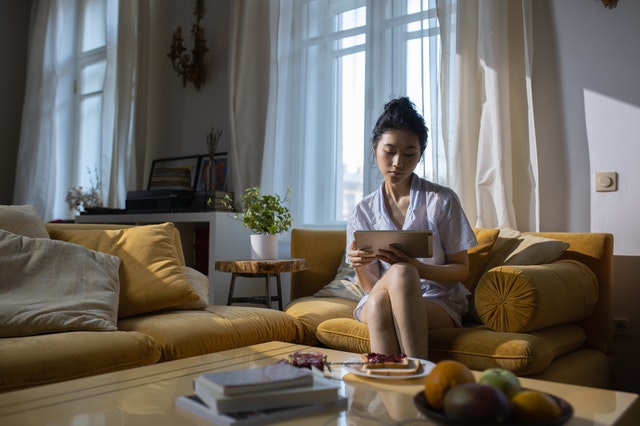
[222,186,293,259]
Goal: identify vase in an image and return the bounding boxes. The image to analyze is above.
[250,234,278,259]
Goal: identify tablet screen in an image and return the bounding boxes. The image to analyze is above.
[354,230,433,258]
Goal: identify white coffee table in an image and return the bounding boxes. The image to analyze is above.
[0,341,637,425]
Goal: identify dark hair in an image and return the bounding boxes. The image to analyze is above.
[371,97,428,155]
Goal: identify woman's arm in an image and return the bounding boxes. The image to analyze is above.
[378,247,470,284]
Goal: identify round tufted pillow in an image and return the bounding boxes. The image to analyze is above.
[475,260,599,333]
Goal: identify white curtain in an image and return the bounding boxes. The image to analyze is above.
[438,0,539,230]
[227,0,273,207]
[228,0,540,230]
[13,0,148,222]
[105,0,149,208]
[14,0,76,221]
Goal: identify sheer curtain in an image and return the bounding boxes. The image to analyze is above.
[438,0,539,230]
[227,0,273,208]
[230,0,539,230]
[13,0,148,222]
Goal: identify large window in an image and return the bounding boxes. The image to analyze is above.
[74,0,107,192]
[291,0,444,225]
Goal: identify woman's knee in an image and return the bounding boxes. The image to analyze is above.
[385,263,420,292]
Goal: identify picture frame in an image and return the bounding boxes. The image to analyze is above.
[147,155,201,191]
[196,152,229,192]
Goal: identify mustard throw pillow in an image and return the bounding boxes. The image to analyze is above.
[475,260,599,333]
[48,222,200,318]
[462,228,500,292]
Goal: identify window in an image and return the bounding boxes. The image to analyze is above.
[290,0,444,225]
[74,0,107,191]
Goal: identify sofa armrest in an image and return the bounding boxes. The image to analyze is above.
[475,260,599,333]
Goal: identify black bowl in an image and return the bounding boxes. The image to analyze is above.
[413,390,573,426]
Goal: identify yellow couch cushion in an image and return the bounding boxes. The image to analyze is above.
[118,306,305,361]
[315,316,585,375]
[284,296,356,345]
[463,228,500,292]
[0,331,161,392]
[475,260,599,332]
[47,222,200,318]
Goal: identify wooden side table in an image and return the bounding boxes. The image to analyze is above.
[214,258,309,310]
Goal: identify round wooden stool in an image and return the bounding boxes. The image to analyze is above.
[214,258,309,310]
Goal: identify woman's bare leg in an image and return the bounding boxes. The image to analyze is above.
[361,289,400,354]
[361,263,429,358]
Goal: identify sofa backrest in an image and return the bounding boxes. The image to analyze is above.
[527,232,614,355]
[290,227,614,356]
[290,228,346,300]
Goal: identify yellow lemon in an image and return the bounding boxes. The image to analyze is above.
[511,390,562,422]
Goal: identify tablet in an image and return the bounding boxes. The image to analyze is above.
[354,230,433,258]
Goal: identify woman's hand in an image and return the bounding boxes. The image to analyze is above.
[348,240,376,269]
[377,244,415,266]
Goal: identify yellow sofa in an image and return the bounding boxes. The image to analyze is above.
[0,218,304,393]
[284,228,614,389]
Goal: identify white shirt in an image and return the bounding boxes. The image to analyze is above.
[347,174,477,326]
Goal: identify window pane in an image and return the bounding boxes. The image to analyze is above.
[81,0,106,52]
[80,60,106,95]
[337,6,366,31]
[338,50,365,221]
[77,94,102,188]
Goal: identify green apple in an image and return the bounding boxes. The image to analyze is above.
[478,368,522,399]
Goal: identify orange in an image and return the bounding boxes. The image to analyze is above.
[424,360,475,410]
[511,390,562,422]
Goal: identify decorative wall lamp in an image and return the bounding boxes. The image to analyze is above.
[167,0,209,89]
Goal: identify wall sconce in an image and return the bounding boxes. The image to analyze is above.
[167,0,209,90]
[601,0,618,8]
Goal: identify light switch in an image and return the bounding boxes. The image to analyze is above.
[595,172,618,192]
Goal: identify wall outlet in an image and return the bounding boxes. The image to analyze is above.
[613,317,631,337]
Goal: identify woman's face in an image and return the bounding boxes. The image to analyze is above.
[374,129,421,186]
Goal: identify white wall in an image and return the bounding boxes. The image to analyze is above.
[145,0,232,182]
[532,0,640,393]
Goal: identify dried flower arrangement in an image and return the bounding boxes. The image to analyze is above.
[65,168,104,213]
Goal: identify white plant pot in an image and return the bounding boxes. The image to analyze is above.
[250,234,278,259]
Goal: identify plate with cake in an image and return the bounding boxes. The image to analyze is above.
[342,353,435,380]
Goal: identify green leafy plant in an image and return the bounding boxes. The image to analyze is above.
[222,186,293,235]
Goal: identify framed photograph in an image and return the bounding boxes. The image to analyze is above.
[196,152,229,192]
[147,155,201,191]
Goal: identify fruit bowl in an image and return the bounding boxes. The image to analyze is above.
[413,390,573,426]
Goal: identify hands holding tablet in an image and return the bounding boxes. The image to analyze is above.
[349,230,433,267]
[348,240,410,268]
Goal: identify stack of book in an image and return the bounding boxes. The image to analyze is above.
[176,363,347,426]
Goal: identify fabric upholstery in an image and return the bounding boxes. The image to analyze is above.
[288,228,614,387]
[290,229,346,299]
[475,260,599,332]
[0,331,161,392]
[0,230,121,337]
[47,222,200,318]
[462,228,500,292]
[527,232,613,354]
[0,204,49,238]
[313,258,364,301]
[284,297,356,345]
[175,266,210,310]
[119,306,304,361]
[484,227,570,272]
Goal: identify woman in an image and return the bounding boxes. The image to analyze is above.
[347,97,476,359]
